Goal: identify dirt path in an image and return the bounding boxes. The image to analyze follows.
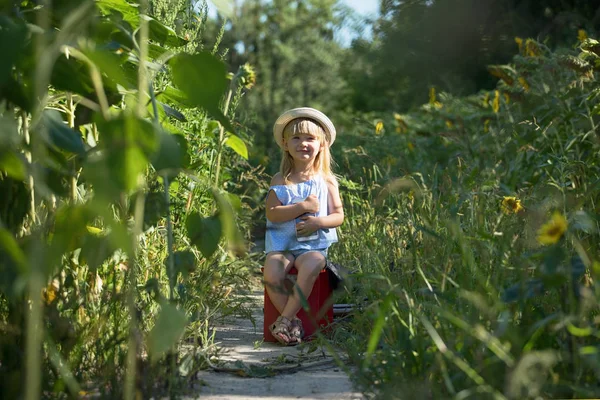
[188,292,363,400]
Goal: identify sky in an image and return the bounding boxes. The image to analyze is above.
[205,0,380,19]
[343,0,379,16]
[205,0,380,45]
[340,0,379,45]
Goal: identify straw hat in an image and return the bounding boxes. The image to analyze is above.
[273,107,336,149]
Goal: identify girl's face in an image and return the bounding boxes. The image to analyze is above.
[284,131,323,162]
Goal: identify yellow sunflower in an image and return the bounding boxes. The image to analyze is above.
[501,196,523,215]
[236,63,256,89]
[492,90,500,113]
[515,37,523,53]
[518,77,530,92]
[537,212,568,245]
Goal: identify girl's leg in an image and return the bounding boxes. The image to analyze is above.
[263,252,295,314]
[280,251,325,321]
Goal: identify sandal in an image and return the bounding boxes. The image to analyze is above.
[269,316,297,346]
[290,318,304,343]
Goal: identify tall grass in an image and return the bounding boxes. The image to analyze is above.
[331,37,600,399]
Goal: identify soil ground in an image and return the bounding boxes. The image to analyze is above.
[187,291,364,400]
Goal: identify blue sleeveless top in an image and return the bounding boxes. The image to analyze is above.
[265,175,338,253]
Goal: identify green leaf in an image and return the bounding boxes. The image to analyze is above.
[541,244,565,275]
[169,52,234,132]
[0,114,22,149]
[137,190,168,231]
[157,86,193,108]
[179,353,194,377]
[85,199,134,256]
[44,164,71,199]
[148,43,169,60]
[97,0,187,48]
[38,110,86,155]
[147,301,188,362]
[1,75,33,111]
[186,213,222,258]
[0,17,28,88]
[579,346,599,356]
[82,46,136,90]
[145,15,188,47]
[79,233,114,271]
[87,146,147,195]
[501,279,544,303]
[567,323,593,337]
[0,175,29,234]
[207,120,220,134]
[160,102,187,122]
[0,151,25,180]
[571,255,586,279]
[51,54,96,99]
[226,192,242,211]
[144,278,160,296]
[212,189,244,255]
[167,250,197,279]
[364,293,393,368]
[225,134,248,159]
[87,115,158,194]
[151,129,189,175]
[162,121,185,136]
[48,205,96,269]
[96,0,139,25]
[0,228,26,271]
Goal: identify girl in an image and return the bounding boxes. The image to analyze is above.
[263,107,344,345]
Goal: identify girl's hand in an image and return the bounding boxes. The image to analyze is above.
[303,194,319,214]
[295,215,321,236]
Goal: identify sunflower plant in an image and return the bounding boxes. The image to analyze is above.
[502,210,587,302]
[537,211,568,245]
[501,196,524,215]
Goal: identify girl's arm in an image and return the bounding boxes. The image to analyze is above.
[265,173,320,223]
[318,180,344,228]
[296,180,344,236]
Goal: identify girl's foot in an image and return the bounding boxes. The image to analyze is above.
[269,316,297,346]
[290,318,304,343]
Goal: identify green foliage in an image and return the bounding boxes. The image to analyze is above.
[332,37,600,398]
[343,0,600,112]
[4,0,600,398]
[170,52,234,131]
[148,300,188,362]
[212,0,351,170]
[0,0,258,397]
[38,110,86,156]
[225,134,249,160]
[186,212,222,258]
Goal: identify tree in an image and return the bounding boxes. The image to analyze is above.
[343,0,600,112]
[212,0,352,170]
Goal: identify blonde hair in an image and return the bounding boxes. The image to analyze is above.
[280,118,337,186]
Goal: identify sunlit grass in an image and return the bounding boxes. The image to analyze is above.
[329,37,600,399]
